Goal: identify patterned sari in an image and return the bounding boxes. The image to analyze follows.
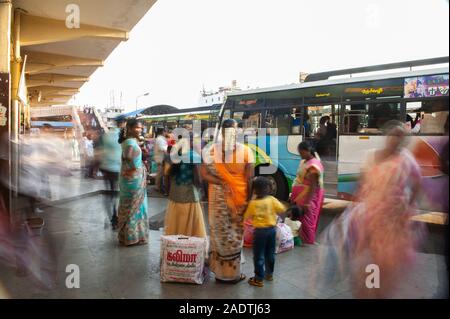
[316,149,424,298]
[293,157,325,244]
[206,143,253,281]
[118,138,149,246]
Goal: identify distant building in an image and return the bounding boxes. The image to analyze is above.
[101,105,125,128]
[198,80,241,107]
[299,72,309,83]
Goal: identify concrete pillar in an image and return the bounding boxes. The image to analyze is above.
[0,1,11,73]
[11,9,21,141]
[9,8,22,204]
[0,0,12,215]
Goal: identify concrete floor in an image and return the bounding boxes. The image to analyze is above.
[0,191,447,299]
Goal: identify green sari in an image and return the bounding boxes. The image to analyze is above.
[118,138,149,246]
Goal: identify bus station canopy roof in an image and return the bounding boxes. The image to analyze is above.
[12,0,157,107]
[115,107,150,121]
[116,104,180,121]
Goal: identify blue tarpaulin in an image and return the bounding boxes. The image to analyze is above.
[115,107,148,121]
[31,121,74,128]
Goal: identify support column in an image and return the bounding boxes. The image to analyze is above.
[10,8,21,205]
[11,9,22,141]
[0,0,12,216]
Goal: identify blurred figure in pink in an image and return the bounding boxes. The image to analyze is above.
[316,120,424,298]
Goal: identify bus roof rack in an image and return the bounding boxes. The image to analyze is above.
[304,56,449,82]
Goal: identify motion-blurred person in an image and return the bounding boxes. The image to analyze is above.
[291,142,324,245]
[71,130,80,161]
[153,128,168,194]
[117,119,149,246]
[82,132,95,178]
[0,133,62,290]
[97,126,122,229]
[316,120,423,298]
[436,116,449,298]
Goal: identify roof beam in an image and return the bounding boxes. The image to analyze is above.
[37,94,74,100]
[20,13,129,47]
[29,85,79,96]
[27,73,89,82]
[30,102,70,107]
[24,51,103,74]
[26,73,88,87]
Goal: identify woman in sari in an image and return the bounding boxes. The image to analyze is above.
[316,120,423,298]
[292,142,325,245]
[201,119,254,283]
[164,135,206,238]
[117,119,149,246]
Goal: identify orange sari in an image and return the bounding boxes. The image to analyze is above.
[207,143,253,281]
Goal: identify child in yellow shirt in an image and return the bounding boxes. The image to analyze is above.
[244,177,286,287]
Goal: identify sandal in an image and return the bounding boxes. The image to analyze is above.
[248,277,264,287]
[216,274,246,284]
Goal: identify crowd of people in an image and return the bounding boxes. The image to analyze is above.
[91,118,328,287]
[0,114,447,297]
[104,117,447,296]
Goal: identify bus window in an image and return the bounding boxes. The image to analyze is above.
[233,111,244,122]
[306,105,334,137]
[292,108,302,135]
[245,112,261,131]
[407,99,449,135]
[343,102,401,134]
[223,109,231,120]
[265,108,291,135]
[232,111,261,134]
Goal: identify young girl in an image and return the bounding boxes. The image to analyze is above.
[244,176,286,287]
[284,207,302,246]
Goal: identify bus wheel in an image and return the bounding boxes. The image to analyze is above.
[255,167,288,201]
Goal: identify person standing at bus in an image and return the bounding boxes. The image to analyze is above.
[201,119,254,284]
[153,128,168,194]
[303,113,312,138]
[315,116,330,156]
[117,119,149,246]
[291,142,325,245]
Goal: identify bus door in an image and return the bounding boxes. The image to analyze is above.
[304,104,339,197]
[264,106,303,159]
[303,104,339,160]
